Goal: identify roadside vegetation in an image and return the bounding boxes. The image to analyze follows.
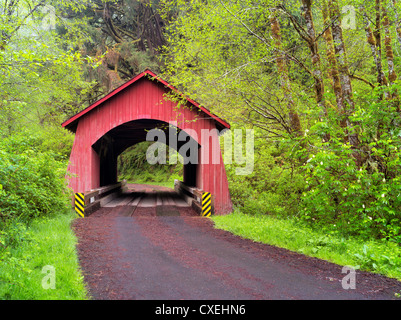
[0,213,88,300]
[0,133,88,299]
[212,211,401,281]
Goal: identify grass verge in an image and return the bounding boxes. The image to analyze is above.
[130,180,176,189]
[211,210,401,281]
[0,213,88,300]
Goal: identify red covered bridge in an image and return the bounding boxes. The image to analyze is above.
[62,70,233,215]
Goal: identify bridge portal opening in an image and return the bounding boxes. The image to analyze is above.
[117,141,183,189]
[91,119,200,189]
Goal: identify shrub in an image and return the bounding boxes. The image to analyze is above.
[299,85,401,242]
[0,132,71,247]
[224,133,304,217]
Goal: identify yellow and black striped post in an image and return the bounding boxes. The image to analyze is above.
[75,193,85,218]
[202,192,212,217]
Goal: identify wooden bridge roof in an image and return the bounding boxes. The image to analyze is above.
[62,69,230,133]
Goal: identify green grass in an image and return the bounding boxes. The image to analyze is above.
[130,180,176,189]
[121,171,181,190]
[0,213,89,300]
[212,210,401,281]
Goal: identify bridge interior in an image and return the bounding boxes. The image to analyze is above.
[100,184,197,217]
[92,119,200,188]
[89,119,201,216]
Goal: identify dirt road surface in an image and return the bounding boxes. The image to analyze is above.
[72,185,401,300]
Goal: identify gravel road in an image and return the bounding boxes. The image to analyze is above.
[72,185,401,300]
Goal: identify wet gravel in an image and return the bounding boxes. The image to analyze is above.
[72,185,401,300]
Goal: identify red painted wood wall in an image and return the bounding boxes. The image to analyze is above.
[62,70,233,215]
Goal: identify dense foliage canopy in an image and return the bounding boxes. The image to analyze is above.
[160,0,401,242]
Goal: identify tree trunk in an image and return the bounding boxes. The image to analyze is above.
[329,0,354,111]
[375,0,383,58]
[322,0,343,113]
[328,0,361,162]
[300,0,330,141]
[301,0,326,116]
[361,8,388,87]
[270,14,302,137]
[391,0,401,50]
[382,4,398,85]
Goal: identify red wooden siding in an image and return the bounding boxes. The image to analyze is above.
[62,70,233,215]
